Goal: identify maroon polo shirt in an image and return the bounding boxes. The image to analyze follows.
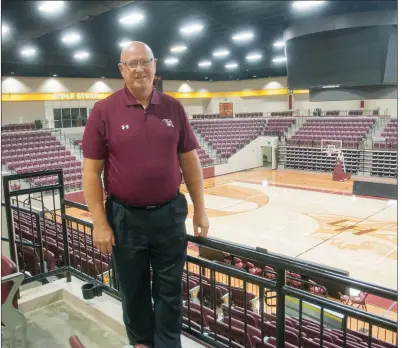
[82,86,199,206]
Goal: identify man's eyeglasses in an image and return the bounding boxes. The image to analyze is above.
[120,58,154,69]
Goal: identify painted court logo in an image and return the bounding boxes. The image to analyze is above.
[162,119,174,128]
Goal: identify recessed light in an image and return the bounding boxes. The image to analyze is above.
[225,62,238,69]
[119,12,144,26]
[292,1,326,11]
[180,23,203,35]
[170,45,187,53]
[61,32,81,45]
[53,74,58,77]
[272,56,287,63]
[2,24,9,36]
[273,40,285,48]
[73,50,90,60]
[198,60,212,68]
[165,57,178,65]
[20,47,37,57]
[322,85,339,89]
[119,40,132,48]
[232,31,254,42]
[38,1,65,14]
[213,49,229,58]
[246,53,262,61]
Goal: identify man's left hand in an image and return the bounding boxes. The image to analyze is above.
[193,211,209,237]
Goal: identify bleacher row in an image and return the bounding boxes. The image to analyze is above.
[287,118,376,149]
[191,119,295,158]
[73,138,215,167]
[284,148,360,174]
[12,210,109,278]
[371,152,397,178]
[2,129,82,190]
[374,119,397,150]
[2,123,35,132]
[183,300,395,348]
[181,260,395,348]
[234,112,264,118]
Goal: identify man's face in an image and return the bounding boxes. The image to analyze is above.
[119,50,157,91]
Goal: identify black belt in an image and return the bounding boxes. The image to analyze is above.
[108,190,180,211]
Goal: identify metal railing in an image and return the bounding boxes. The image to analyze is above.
[1,170,398,348]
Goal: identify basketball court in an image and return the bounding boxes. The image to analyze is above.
[65,167,397,292]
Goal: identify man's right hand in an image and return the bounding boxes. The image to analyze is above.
[93,223,115,255]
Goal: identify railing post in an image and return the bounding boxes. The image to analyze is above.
[276,267,286,348]
[58,171,71,282]
[2,178,18,267]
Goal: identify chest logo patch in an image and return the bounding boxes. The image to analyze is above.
[162,119,174,128]
[121,125,129,130]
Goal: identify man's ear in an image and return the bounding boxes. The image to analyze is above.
[118,63,125,78]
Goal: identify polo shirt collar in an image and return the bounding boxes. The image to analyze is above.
[123,85,161,106]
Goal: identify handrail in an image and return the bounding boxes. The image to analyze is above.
[61,198,397,302]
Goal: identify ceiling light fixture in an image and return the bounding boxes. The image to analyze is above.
[118,40,132,48]
[170,45,187,53]
[225,62,238,69]
[119,12,144,26]
[20,47,37,57]
[273,40,285,48]
[292,1,326,11]
[213,49,229,58]
[272,56,287,63]
[53,74,58,77]
[73,50,90,60]
[322,85,340,89]
[38,1,65,14]
[165,57,179,65]
[198,60,212,67]
[2,24,9,36]
[246,53,262,61]
[180,23,203,35]
[61,32,81,45]
[232,31,254,42]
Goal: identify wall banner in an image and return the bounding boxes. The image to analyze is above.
[219,102,233,117]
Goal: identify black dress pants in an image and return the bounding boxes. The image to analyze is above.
[105,193,188,348]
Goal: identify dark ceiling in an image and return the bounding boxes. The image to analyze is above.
[1,1,397,81]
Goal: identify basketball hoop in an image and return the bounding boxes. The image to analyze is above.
[325,145,336,157]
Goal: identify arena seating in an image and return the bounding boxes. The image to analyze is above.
[197,147,215,166]
[374,118,397,150]
[191,119,295,158]
[283,148,360,174]
[73,138,214,167]
[193,112,265,119]
[1,123,35,132]
[192,113,223,119]
[235,112,264,118]
[287,118,376,149]
[270,111,295,117]
[371,152,397,178]
[2,130,82,191]
[182,298,396,348]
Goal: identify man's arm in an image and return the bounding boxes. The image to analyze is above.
[83,158,107,226]
[83,158,114,254]
[179,150,209,237]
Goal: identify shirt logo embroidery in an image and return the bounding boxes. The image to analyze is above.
[162,119,174,128]
[121,125,129,130]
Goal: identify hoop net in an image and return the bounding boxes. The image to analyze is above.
[321,140,345,172]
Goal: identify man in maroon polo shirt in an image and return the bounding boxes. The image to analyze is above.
[82,41,209,348]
